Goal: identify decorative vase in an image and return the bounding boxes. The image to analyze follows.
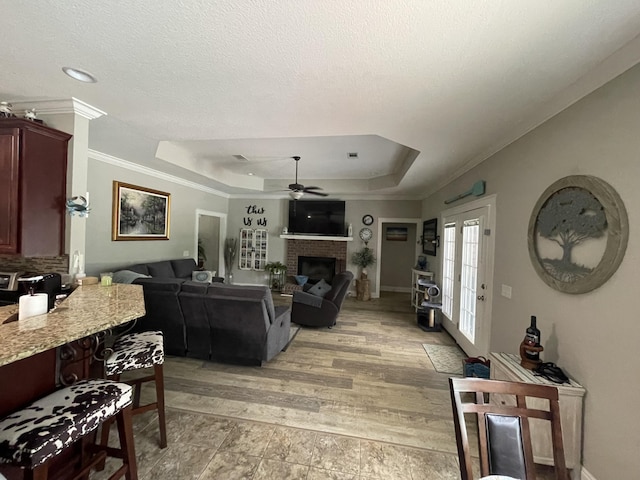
[347,223,353,236]
[361,268,368,280]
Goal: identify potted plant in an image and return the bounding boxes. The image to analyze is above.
[351,246,376,280]
[265,261,287,290]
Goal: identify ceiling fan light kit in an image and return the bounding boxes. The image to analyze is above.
[289,191,303,200]
[285,156,328,199]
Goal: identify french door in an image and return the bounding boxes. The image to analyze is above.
[441,201,494,357]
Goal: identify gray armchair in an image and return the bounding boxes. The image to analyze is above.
[291,271,354,328]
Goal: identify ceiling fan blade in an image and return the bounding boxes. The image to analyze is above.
[302,186,323,191]
[305,190,329,197]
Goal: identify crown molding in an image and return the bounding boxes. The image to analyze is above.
[9,97,106,120]
[88,149,230,198]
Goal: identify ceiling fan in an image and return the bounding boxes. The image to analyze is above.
[286,156,328,199]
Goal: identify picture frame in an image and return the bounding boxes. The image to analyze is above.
[386,227,408,241]
[422,218,438,256]
[112,181,171,241]
[527,175,628,294]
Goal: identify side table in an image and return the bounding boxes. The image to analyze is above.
[489,352,585,479]
[355,279,370,301]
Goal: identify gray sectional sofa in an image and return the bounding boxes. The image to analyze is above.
[113,258,291,365]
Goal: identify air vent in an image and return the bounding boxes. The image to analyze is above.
[347,152,358,159]
[233,154,249,161]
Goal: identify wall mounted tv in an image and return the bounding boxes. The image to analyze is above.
[288,200,346,236]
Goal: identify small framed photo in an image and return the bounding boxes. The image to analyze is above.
[386,227,408,241]
[422,218,438,256]
[112,181,170,241]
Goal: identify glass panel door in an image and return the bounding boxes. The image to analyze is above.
[440,206,490,357]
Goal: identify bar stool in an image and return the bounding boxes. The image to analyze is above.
[0,379,137,480]
[101,330,167,449]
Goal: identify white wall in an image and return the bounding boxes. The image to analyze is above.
[422,63,640,479]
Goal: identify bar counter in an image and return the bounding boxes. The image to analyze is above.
[0,283,145,367]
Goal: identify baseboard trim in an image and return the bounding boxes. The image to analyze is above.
[380,286,412,293]
[581,466,597,480]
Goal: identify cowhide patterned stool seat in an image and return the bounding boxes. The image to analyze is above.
[0,379,137,480]
[101,330,167,450]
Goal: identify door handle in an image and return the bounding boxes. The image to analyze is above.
[477,295,485,301]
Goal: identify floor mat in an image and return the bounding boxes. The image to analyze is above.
[422,343,465,375]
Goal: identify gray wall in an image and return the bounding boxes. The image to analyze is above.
[85,157,228,274]
[346,200,422,295]
[226,198,288,285]
[422,63,640,479]
[380,222,417,291]
[225,198,422,292]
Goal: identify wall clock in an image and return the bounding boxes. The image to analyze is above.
[359,227,373,243]
[362,214,374,225]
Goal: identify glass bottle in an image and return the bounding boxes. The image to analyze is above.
[524,315,541,361]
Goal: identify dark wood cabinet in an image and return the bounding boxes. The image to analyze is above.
[0,119,71,256]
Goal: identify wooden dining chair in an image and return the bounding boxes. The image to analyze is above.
[449,377,568,480]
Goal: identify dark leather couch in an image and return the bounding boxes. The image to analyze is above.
[291,271,354,327]
[115,259,290,364]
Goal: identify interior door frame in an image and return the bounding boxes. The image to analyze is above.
[374,217,422,298]
[441,194,496,357]
[194,209,227,276]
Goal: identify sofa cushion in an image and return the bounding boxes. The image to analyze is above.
[181,281,209,294]
[308,278,332,298]
[147,261,176,278]
[133,277,184,292]
[208,284,276,323]
[127,264,150,276]
[171,258,198,279]
[113,270,150,284]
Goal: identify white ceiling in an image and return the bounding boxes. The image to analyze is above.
[2,1,640,199]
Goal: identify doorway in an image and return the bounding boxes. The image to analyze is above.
[440,195,496,357]
[374,217,421,298]
[194,209,227,277]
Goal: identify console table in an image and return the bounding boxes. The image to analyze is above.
[489,352,585,479]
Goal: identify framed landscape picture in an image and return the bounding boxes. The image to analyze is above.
[112,181,170,241]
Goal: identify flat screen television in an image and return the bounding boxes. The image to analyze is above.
[288,200,346,236]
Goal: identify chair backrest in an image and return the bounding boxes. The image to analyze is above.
[324,271,354,307]
[449,377,567,480]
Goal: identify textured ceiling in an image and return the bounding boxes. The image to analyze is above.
[2,1,640,198]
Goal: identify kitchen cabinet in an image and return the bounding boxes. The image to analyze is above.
[0,119,71,256]
[239,228,268,271]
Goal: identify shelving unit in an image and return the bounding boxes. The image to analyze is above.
[239,228,268,271]
[411,269,435,310]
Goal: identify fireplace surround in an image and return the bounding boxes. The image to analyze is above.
[285,239,347,282]
[298,256,336,284]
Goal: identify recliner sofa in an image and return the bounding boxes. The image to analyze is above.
[291,271,354,327]
[113,259,291,364]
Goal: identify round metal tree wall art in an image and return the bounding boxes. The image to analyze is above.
[528,175,628,294]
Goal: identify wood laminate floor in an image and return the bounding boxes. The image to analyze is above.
[92,292,552,479]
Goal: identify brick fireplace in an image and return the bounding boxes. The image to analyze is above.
[285,239,347,278]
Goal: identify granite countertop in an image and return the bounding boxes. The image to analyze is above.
[0,284,146,367]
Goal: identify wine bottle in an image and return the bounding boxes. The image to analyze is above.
[524,315,541,361]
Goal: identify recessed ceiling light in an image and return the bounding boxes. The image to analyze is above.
[248,172,254,176]
[62,67,97,83]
